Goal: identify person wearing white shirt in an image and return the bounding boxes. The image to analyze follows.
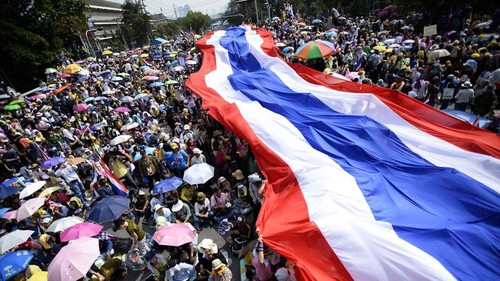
[55,163,86,204]
[190,148,206,165]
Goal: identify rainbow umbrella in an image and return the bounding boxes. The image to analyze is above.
[295,40,335,60]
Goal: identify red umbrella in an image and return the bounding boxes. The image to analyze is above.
[153,224,196,246]
[114,107,131,113]
[74,103,89,112]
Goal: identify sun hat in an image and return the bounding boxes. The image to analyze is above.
[197,238,218,253]
[39,234,52,249]
[183,124,190,130]
[196,192,206,201]
[170,142,179,149]
[462,81,473,88]
[212,259,224,270]
[217,176,227,185]
[171,199,184,212]
[193,148,202,154]
[248,174,262,183]
[231,169,244,181]
[153,204,163,212]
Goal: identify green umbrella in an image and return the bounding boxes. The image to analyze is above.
[164,80,179,85]
[8,99,25,105]
[4,104,20,111]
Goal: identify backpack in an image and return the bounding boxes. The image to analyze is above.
[125,249,146,271]
[218,219,233,236]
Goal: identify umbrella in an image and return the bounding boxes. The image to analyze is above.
[64,64,82,74]
[403,39,415,44]
[337,16,346,20]
[144,68,161,75]
[73,103,89,112]
[110,135,132,146]
[312,19,322,24]
[140,53,149,58]
[45,68,58,74]
[0,208,10,217]
[77,69,90,76]
[345,72,359,80]
[3,104,20,111]
[150,81,164,87]
[48,237,99,281]
[8,99,25,105]
[114,106,131,113]
[164,80,179,85]
[194,34,202,40]
[134,93,150,100]
[378,30,389,36]
[143,75,159,81]
[117,72,130,77]
[401,25,412,30]
[120,122,139,131]
[98,70,111,76]
[389,43,401,49]
[297,22,306,27]
[19,181,47,199]
[427,49,450,59]
[38,186,62,198]
[272,16,280,21]
[295,40,335,60]
[275,42,286,47]
[372,45,386,51]
[28,271,48,281]
[60,222,103,242]
[84,97,95,103]
[173,66,185,72]
[153,224,195,246]
[282,46,294,53]
[186,60,198,65]
[29,94,47,100]
[152,177,183,194]
[16,197,45,221]
[0,184,21,200]
[41,157,66,169]
[2,210,17,220]
[0,250,34,280]
[183,163,215,184]
[111,76,123,82]
[67,157,85,165]
[46,216,84,233]
[0,230,34,254]
[121,96,134,103]
[101,50,113,56]
[133,147,156,161]
[87,196,129,223]
[464,59,478,70]
[383,39,396,45]
[325,31,337,38]
[151,38,168,45]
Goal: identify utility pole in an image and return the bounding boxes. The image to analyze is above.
[254,0,259,24]
[173,4,178,19]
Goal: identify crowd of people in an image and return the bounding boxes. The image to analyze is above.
[0,4,498,281]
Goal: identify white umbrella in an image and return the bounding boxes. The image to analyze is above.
[134,93,150,100]
[121,96,134,103]
[172,66,185,72]
[183,163,215,184]
[185,60,198,65]
[403,39,415,44]
[19,181,47,199]
[46,216,84,233]
[0,229,34,254]
[16,197,45,221]
[383,39,395,45]
[427,49,450,59]
[388,43,401,49]
[120,122,139,132]
[110,135,132,146]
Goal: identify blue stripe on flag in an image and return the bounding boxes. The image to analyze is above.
[219,27,500,280]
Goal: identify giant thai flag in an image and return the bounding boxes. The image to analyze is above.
[186,26,500,281]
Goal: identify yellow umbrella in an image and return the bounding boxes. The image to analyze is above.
[28,271,48,281]
[102,50,113,56]
[384,48,394,53]
[64,64,82,74]
[372,45,386,51]
[38,186,62,198]
[140,53,149,58]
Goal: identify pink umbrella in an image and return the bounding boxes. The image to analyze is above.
[29,94,47,100]
[16,197,45,221]
[120,122,139,131]
[60,222,103,242]
[345,72,359,80]
[153,224,196,246]
[114,106,131,113]
[2,210,17,220]
[74,103,89,112]
[143,75,159,81]
[48,237,99,281]
[58,73,71,78]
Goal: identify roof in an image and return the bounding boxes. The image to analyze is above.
[87,0,123,9]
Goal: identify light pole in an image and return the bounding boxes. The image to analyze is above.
[254,0,259,24]
[85,28,103,57]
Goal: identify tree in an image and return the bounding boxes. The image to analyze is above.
[182,11,211,34]
[122,0,152,48]
[0,0,87,91]
[153,20,182,38]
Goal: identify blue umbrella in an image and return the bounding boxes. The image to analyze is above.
[98,70,111,76]
[0,208,10,217]
[312,19,322,24]
[84,97,95,103]
[111,76,123,82]
[282,46,294,53]
[210,21,221,27]
[0,183,21,200]
[464,59,478,70]
[325,31,337,38]
[153,177,184,194]
[0,250,33,281]
[94,96,108,101]
[40,157,66,169]
[140,65,150,70]
[151,37,167,46]
[87,196,129,223]
[133,147,156,161]
[150,82,164,87]
[272,16,280,21]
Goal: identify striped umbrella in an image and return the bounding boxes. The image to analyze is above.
[295,40,335,60]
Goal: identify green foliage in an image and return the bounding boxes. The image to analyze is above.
[153,21,182,38]
[122,0,152,48]
[182,11,212,34]
[0,0,87,91]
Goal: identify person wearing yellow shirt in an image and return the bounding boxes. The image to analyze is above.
[109,155,138,190]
